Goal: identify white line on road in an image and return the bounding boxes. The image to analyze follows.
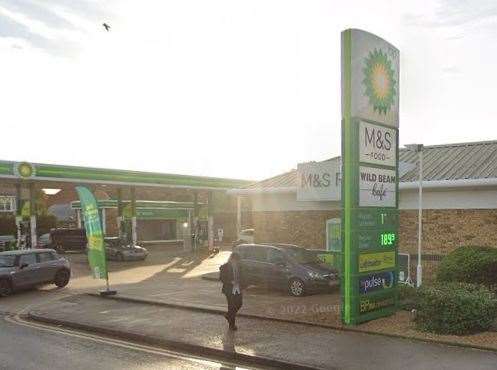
[4,313,256,370]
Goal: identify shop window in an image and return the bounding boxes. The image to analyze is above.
[0,196,15,212]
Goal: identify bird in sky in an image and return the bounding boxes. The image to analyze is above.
[102,23,111,32]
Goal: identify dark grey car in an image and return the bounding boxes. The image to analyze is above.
[233,243,339,297]
[0,249,71,296]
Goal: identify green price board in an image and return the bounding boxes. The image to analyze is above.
[341,29,400,325]
[379,232,396,247]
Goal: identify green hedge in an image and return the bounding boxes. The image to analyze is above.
[398,284,418,310]
[415,282,497,335]
[437,246,497,287]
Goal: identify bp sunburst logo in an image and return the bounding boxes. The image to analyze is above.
[362,48,397,115]
[14,162,35,178]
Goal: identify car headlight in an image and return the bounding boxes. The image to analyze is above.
[307,271,325,280]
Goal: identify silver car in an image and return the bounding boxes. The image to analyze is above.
[105,237,148,262]
[0,249,71,296]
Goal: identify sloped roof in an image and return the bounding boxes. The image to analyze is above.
[399,140,497,181]
[244,140,497,190]
[245,170,298,190]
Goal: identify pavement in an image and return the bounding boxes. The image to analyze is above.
[26,294,497,370]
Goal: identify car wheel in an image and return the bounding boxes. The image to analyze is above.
[0,279,13,296]
[54,269,70,288]
[288,278,306,297]
[116,253,124,262]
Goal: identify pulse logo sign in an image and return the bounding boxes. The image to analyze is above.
[359,271,394,294]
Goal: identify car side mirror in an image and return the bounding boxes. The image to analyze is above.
[20,263,29,269]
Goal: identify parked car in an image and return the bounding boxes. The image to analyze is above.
[233,229,255,247]
[233,243,339,297]
[104,237,148,261]
[0,249,71,296]
[49,228,87,253]
[36,233,51,249]
[0,235,16,252]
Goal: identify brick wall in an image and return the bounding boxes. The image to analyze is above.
[399,209,497,255]
[251,209,497,254]
[105,208,119,236]
[252,210,340,249]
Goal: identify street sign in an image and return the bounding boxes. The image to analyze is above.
[341,29,399,325]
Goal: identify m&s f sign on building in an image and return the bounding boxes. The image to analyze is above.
[297,161,341,202]
[341,29,399,325]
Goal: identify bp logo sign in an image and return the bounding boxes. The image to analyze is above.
[341,29,399,325]
[362,49,397,115]
[14,162,35,178]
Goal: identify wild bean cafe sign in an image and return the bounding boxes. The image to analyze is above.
[341,29,399,325]
[359,167,396,207]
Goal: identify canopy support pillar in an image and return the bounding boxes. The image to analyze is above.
[208,191,214,250]
[131,187,137,246]
[117,188,123,240]
[236,196,242,238]
[15,183,22,249]
[29,182,37,249]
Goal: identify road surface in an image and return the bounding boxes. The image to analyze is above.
[0,313,262,370]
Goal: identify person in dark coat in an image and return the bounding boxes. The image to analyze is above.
[219,252,243,330]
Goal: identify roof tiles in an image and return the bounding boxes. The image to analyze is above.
[244,140,497,190]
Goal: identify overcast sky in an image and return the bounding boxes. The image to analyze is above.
[1,0,496,181]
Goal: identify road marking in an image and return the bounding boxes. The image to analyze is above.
[4,313,256,370]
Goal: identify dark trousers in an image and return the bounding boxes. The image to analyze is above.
[225,292,243,327]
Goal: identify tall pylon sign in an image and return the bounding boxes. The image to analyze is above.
[341,29,400,325]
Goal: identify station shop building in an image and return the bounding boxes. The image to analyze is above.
[230,140,497,277]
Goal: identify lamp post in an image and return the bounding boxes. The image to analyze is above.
[406,144,424,287]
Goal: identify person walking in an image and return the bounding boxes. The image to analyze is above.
[219,252,243,331]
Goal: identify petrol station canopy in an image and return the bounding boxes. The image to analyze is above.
[0,160,251,190]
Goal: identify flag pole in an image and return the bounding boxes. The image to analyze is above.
[100,272,116,296]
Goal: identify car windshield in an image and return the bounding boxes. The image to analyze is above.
[105,238,121,247]
[284,248,319,264]
[0,255,16,267]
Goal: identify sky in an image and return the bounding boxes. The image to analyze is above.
[1,0,497,181]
